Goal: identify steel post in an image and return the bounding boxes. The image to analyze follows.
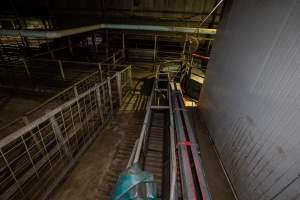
[58,60,66,80]
[68,37,73,56]
[107,77,113,113]
[22,59,31,79]
[116,72,122,106]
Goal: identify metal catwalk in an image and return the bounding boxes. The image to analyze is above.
[109,69,211,200]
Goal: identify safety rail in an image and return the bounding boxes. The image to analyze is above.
[0,65,132,200]
[0,63,131,137]
[124,70,178,200]
[123,70,211,200]
[0,48,125,84]
[171,82,211,200]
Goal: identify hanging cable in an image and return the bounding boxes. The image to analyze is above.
[199,0,225,28]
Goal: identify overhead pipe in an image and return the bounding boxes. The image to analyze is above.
[0,24,216,39]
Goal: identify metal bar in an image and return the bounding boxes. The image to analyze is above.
[155,88,168,92]
[67,37,73,55]
[105,30,109,59]
[22,59,31,78]
[172,82,212,200]
[175,86,211,200]
[122,32,125,49]
[150,105,169,110]
[116,72,122,106]
[107,77,113,113]
[168,83,177,200]
[58,60,66,80]
[98,63,103,82]
[182,34,187,58]
[172,88,196,200]
[129,65,133,90]
[0,149,26,198]
[199,0,225,27]
[22,116,43,151]
[127,139,138,168]
[49,115,71,158]
[133,83,155,163]
[0,24,216,39]
[50,50,55,59]
[93,32,98,53]
[113,53,116,64]
[96,87,104,123]
[154,34,157,62]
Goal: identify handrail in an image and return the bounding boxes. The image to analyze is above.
[0,48,127,134]
[0,63,130,135]
[0,65,132,200]
[133,81,155,163]
[168,82,177,200]
[0,81,103,148]
[171,82,212,200]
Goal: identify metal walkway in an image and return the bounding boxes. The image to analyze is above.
[109,70,212,200]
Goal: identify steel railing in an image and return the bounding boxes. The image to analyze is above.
[0,60,128,137]
[0,65,132,200]
[171,81,211,200]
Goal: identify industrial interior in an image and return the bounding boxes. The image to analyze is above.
[0,0,299,200]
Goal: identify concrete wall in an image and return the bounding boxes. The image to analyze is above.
[199,1,300,199]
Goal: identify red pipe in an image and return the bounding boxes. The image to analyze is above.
[192,53,209,61]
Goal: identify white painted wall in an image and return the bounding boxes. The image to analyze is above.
[200,1,300,199]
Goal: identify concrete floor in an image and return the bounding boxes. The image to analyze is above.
[50,111,145,200]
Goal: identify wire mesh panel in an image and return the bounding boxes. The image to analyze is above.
[0,66,132,200]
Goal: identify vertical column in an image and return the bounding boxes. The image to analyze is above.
[116,72,122,106]
[58,60,66,80]
[107,77,113,114]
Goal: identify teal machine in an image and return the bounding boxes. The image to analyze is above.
[110,163,157,200]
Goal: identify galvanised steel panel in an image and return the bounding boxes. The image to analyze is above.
[199,1,300,200]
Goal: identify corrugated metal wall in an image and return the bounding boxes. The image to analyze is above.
[199,1,300,200]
